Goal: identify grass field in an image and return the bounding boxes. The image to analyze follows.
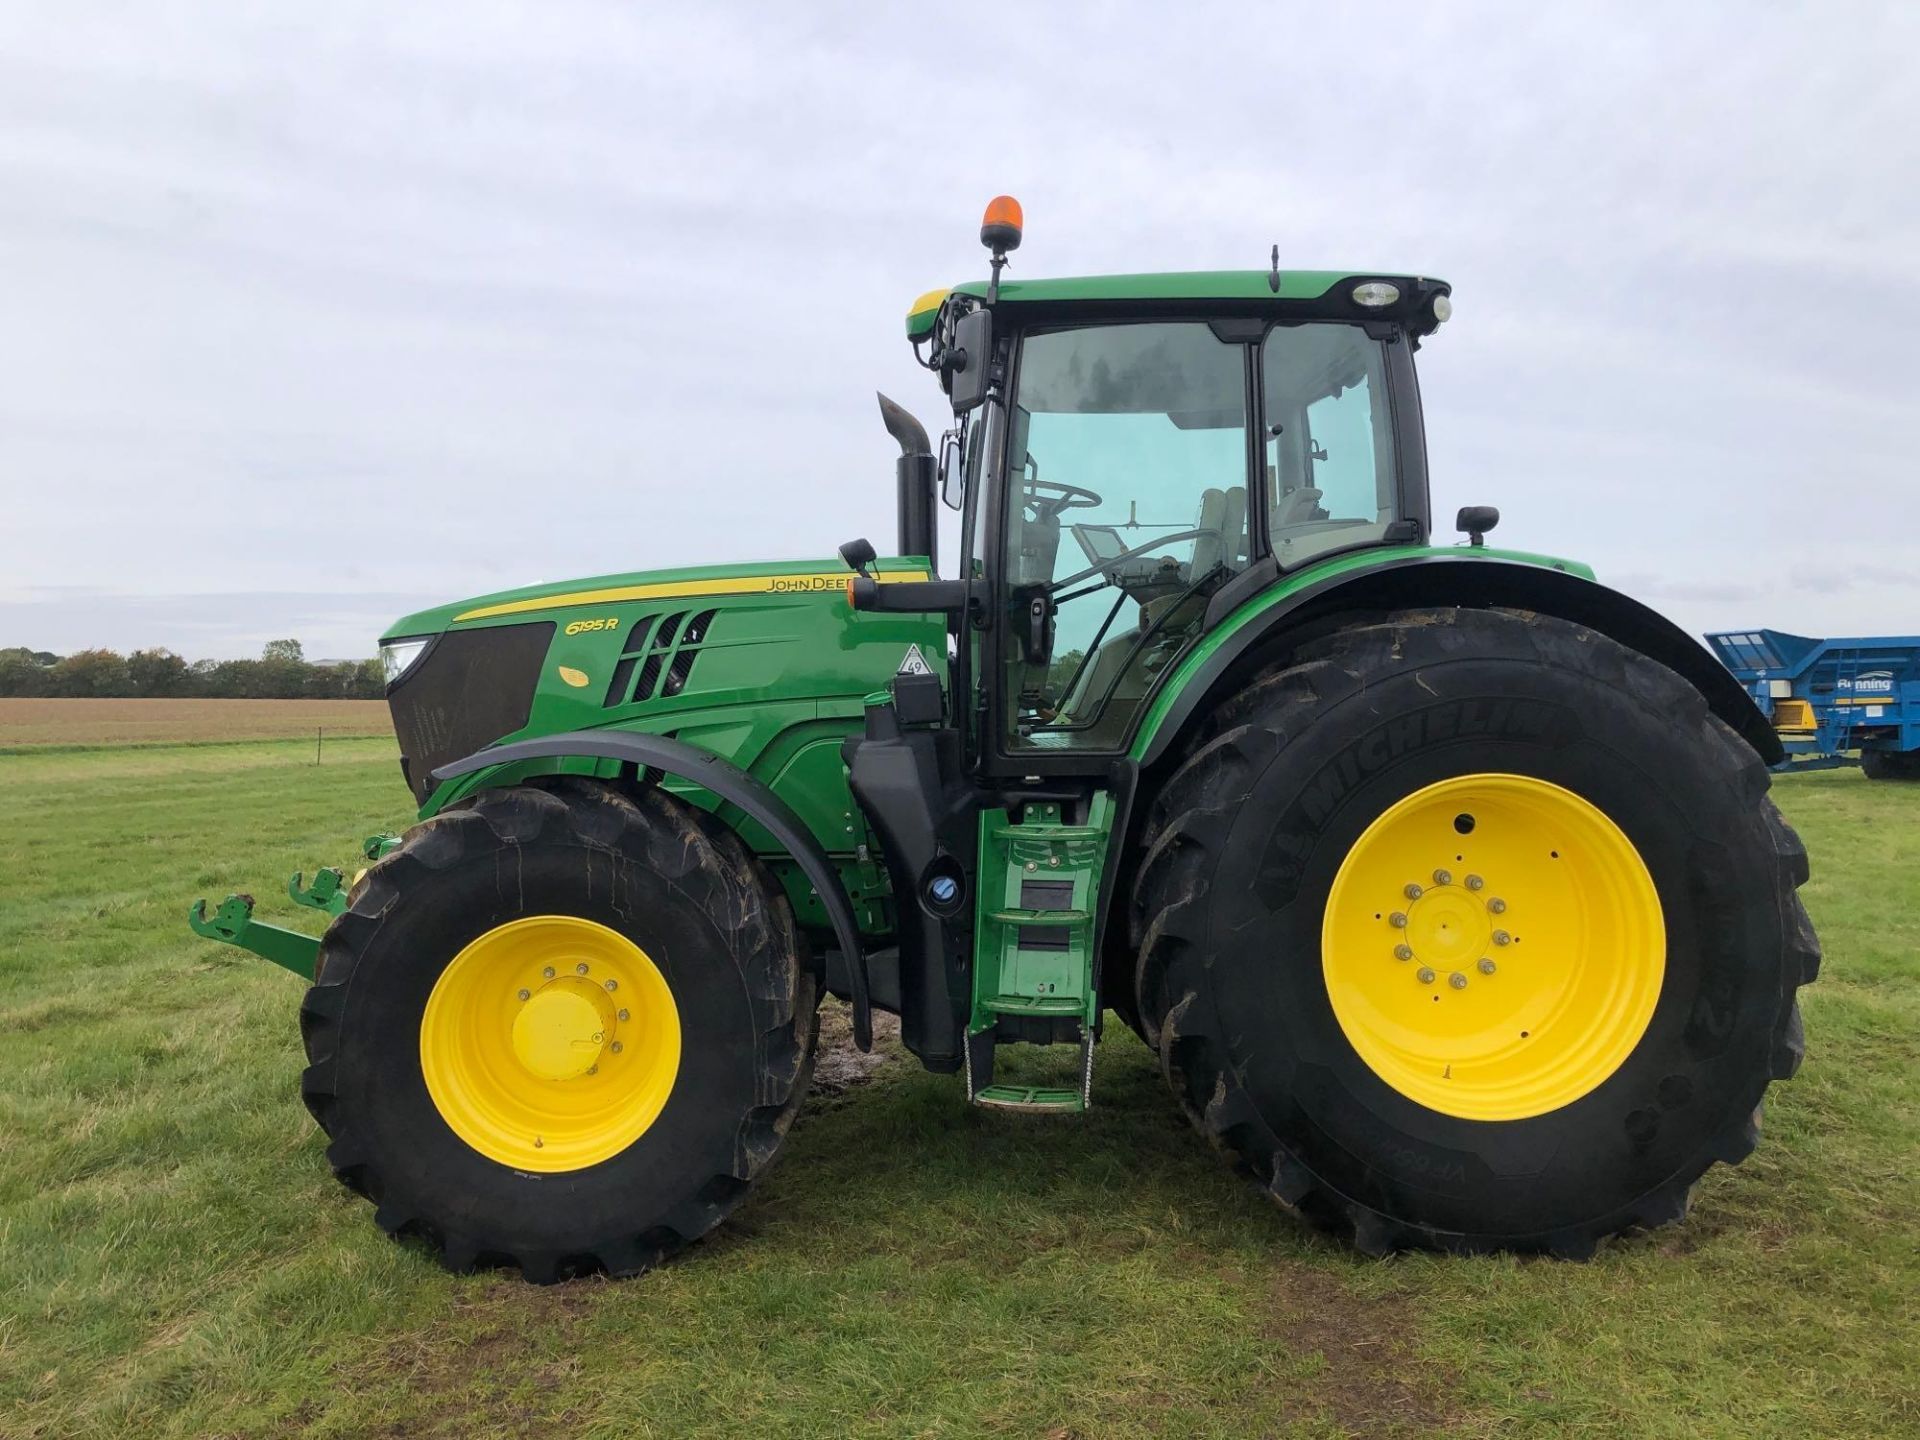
[0,698,392,751]
[1,738,1915,1438]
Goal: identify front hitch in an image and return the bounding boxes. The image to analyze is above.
[188,834,402,979]
[187,893,322,981]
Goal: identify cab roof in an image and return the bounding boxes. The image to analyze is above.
[905,269,1449,340]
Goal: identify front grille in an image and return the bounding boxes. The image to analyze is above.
[388,622,553,803]
[601,609,717,708]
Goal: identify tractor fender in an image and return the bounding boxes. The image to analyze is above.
[1134,555,1783,769]
[432,731,874,1050]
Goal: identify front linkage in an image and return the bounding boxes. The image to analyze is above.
[188,833,401,981]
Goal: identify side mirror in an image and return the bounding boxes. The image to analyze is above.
[1456,505,1500,547]
[939,430,964,510]
[945,308,994,413]
[838,537,877,576]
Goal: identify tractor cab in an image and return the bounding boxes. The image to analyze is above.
[860,198,1452,773]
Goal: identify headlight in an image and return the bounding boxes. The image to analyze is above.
[380,637,431,686]
[1351,281,1401,308]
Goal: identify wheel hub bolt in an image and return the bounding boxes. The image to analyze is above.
[604,979,618,992]
[1493,929,1511,946]
[1478,957,1497,975]
[1404,882,1424,900]
[542,966,555,979]
[1432,868,1452,886]
[517,988,531,1001]
[1448,972,1468,990]
[617,1009,630,1022]
[576,963,590,975]
[1394,943,1414,961]
[1417,966,1436,984]
[610,1041,624,1055]
[1465,874,1484,891]
[1488,897,1507,914]
[1389,911,1408,928]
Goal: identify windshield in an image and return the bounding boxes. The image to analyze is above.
[1000,321,1252,750]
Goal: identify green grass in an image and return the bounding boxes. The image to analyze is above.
[1,747,1915,1438]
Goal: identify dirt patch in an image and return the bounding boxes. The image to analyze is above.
[1262,1265,1463,1438]
[1656,1202,1793,1258]
[343,1278,597,1412]
[808,998,903,1098]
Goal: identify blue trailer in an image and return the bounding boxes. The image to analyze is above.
[1706,629,1920,779]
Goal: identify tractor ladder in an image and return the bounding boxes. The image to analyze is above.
[965,798,1114,1113]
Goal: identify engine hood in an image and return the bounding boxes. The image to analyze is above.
[378,554,941,807]
[381,556,928,642]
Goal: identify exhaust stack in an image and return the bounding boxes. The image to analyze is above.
[877,393,937,571]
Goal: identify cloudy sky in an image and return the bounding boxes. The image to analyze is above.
[1,2,1914,660]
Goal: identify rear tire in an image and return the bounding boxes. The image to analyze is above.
[1132,608,1818,1255]
[300,780,817,1283]
[1861,748,1920,781]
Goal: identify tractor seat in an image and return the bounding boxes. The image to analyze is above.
[1272,486,1324,530]
[1190,486,1248,575]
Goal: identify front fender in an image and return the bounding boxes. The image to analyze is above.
[431,731,875,1050]
[1132,553,1781,768]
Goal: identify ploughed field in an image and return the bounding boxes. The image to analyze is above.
[0,730,1914,1439]
[0,697,392,750]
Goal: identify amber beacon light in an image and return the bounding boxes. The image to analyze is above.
[980,195,1023,253]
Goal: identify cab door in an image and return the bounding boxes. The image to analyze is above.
[989,321,1256,759]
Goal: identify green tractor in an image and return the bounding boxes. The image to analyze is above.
[192,198,1817,1281]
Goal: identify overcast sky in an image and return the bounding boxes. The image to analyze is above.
[1,2,1914,660]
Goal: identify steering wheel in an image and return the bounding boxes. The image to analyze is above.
[1021,478,1103,523]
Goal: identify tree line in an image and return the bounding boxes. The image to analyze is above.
[0,640,385,699]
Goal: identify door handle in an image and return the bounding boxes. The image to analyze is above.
[1026,594,1053,665]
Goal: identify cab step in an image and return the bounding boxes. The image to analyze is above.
[984,907,1092,926]
[973,1084,1085,1113]
[1001,822,1107,843]
[965,1032,1094,1113]
[980,993,1085,1017]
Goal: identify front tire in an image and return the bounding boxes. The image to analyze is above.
[299,780,817,1282]
[1133,608,1818,1256]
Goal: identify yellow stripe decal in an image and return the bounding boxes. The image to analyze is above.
[456,571,927,623]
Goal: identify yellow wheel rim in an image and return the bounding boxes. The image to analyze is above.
[1321,774,1664,1121]
[420,915,681,1172]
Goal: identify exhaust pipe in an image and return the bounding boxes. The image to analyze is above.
[877,393,937,571]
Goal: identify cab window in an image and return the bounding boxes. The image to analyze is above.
[1263,324,1398,568]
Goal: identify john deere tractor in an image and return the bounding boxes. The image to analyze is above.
[191,198,1817,1281]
